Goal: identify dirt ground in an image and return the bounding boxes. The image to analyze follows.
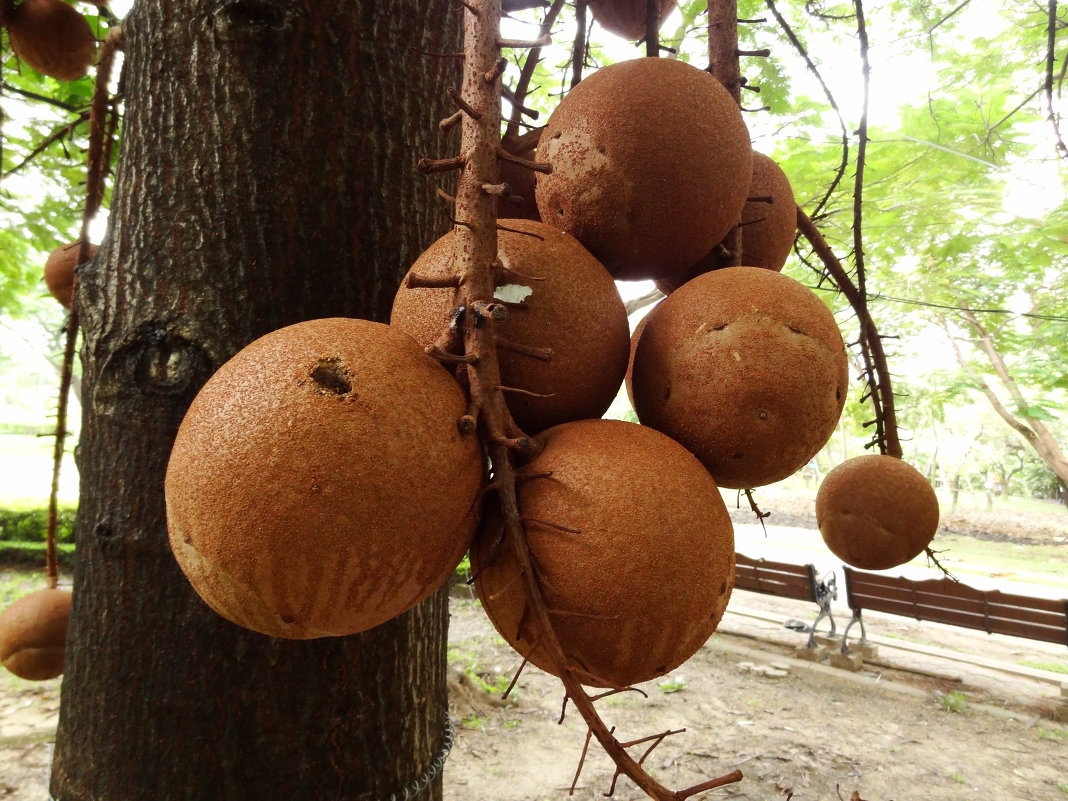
[1,499,1066,801]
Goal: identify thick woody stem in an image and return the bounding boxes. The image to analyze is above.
[796,207,902,457]
[708,0,743,265]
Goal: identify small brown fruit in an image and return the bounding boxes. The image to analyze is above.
[44,240,98,309]
[632,267,848,489]
[588,0,677,40]
[817,455,940,570]
[656,152,797,294]
[536,57,752,281]
[166,318,484,639]
[8,0,97,81]
[392,220,630,434]
[0,588,71,681]
[472,419,735,688]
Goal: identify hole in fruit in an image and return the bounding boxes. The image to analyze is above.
[598,145,607,154]
[663,382,671,401]
[787,325,803,335]
[551,131,561,139]
[836,387,842,401]
[556,207,564,216]
[733,452,744,459]
[756,410,769,421]
[719,581,727,595]
[712,323,727,331]
[280,614,296,624]
[311,358,353,395]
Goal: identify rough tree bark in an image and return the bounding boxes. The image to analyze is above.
[51,2,462,799]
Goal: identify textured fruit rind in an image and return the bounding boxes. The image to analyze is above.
[8,0,97,81]
[588,0,677,40]
[816,454,939,570]
[392,220,630,434]
[535,58,752,281]
[0,588,71,681]
[44,242,98,309]
[632,267,848,489]
[165,318,484,639]
[472,419,735,688]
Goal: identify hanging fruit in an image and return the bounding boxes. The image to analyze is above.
[631,266,848,489]
[535,57,752,281]
[0,588,72,681]
[588,0,677,41]
[816,454,940,570]
[165,318,484,639]
[7,0,97,81]
[43,241,98,308]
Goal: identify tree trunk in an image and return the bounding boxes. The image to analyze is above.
[52,2,462,800]
[945,311,1068,503]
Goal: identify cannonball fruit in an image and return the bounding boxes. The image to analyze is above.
[391,220,630,434]
[165,318,484,639]
[535,57,752,281]
[657,152,797,294]
[817,455,940,570]
[588,0,677,40]
[472,419,735,689]
[631,267,848,489]
[8,0,97,81]
[44,241,98,309]
[0,588,71,681]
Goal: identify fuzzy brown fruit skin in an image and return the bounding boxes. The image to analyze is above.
[588,0,677,40]
[391,220,630,434]
[816,455,940,570]
[656,152,797,294]
[0,588,71,681]
[8,0,97,81]
[44,241,98,309]
[472,419,735,689]
[165,318,484,639]
[632,267,848,490]
[535,57,752,281]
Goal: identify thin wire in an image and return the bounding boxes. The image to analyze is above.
[377,717,455,801]
[804,284,1068,323]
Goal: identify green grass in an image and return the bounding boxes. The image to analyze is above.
[932,534,1068,582]
[0,541,76,568]
[938,690,969,713]
[1018,660,1068,674]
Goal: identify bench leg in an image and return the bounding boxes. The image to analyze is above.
[840,610,865,654]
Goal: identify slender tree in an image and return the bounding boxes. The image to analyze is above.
[50,2,462,799]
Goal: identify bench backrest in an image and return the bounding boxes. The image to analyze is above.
[735,552,818,603]
[842,567,1068,647]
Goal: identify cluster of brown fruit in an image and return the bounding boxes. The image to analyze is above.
[2,0,99,82]
[162,54,938,694]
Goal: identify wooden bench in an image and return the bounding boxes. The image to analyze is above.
[841,567,1068,651]
[734,552,835,647]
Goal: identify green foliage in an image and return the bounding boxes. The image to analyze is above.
[938,690,969,713]
[0,503,77,543]
[0,540,76,567]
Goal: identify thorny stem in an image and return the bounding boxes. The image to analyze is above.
[44,27,125,591]
[571,0,587,88]
[431,1,743,797]
[796,207,902,458]
[708,0,744,265]
[852,0,871,301]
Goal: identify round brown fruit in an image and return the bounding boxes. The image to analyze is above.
[588,0,677,40]
[631,267,848,489]
[472,419,735,688]
[535,57,752,281]
[391,220,630,434]
[0,588,71,681]
[8,0,97,81]
[165,318,484,639]
[44,241,98,309]
[656,152,797,294]
[816,455,940,570]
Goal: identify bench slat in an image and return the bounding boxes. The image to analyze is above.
[843,567,1068,647]
[734,553,817,602]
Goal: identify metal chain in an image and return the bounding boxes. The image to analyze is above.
[378,717,455,801]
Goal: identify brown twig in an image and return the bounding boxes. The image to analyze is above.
[502,0,565,141]
[571,0,588,88]
[796,207,902,457]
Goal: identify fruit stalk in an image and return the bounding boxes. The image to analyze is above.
[708,0,743,266]
[796,206,902,458]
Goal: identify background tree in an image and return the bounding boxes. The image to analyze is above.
[40,2,464,800]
